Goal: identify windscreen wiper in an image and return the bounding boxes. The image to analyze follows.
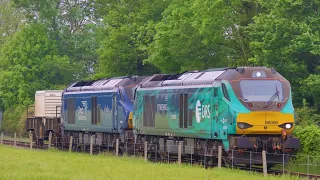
[263,85,279,108]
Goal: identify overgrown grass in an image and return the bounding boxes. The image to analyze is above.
[274,155,320,174]
[0,145,304,180]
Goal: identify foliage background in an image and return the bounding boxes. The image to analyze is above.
[0,0,319,156]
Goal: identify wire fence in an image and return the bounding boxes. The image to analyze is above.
[1,131,320,176]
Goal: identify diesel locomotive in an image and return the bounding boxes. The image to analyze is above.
[26,66,300,167]
[133,67,300,166]
[61,76,148,149]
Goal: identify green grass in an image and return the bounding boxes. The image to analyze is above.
[0,145,304,180]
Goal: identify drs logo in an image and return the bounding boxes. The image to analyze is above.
[195,100,211,123]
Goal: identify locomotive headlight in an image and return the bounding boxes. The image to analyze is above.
[285,123,292,129]
[252,71,266,78]
[256,72,261,77]
[237,122,253,129]
[279,123,293,130]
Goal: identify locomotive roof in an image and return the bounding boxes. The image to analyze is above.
[64,67,284,92]
[64,76,148,92]
[139,66,283,88]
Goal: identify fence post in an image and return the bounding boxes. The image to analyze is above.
[116,139,119,156]
[307,156,309,175]
[144,141,148,162]
[69,136,73,152]
[55,134,57,148]
[191,146,193,165]
[0,132,3,145]
[155,144,158,162]
[262,150,267,177]
[90,135,93,155]
[204,146,207,168]
[178,142,182,165]
[29,131,33,149]
[168,145,170,163]
[14,132,16,147]
[48,132,52,149]
[218,146,222,168]
[282,154,285,174]
[133,141,135,156]
[250,151,252,171]
[125,142,127,155]
[231,149,234,168]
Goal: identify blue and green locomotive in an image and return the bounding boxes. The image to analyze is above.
[132,67,300,166]
[27,66,300,166]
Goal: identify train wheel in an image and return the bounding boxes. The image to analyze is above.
[76,145,83,153]
[147,152,154,161]
[222,156,232,168]
[205,156,217,168]
[267,164,275,170]
[37,139,44,148]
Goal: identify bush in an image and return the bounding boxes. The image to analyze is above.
[0,104,28,133]
[295,106,320,126]
[294,124,320,156]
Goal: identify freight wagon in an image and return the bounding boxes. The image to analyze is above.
[26,90,63,145]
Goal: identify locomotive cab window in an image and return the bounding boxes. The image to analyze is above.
[240,80,284,102]
[222,83,230,101]
[179,94,192,128]
[91,96,100,125]
[143,96,155,127]
[119,90,124,101]
[214,87,218,97]
[124,86,134,101]
[67,98,76,124]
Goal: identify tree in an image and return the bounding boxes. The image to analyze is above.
[0,24,74,107]
[148,0,265,73]
[148,0,207,73]
[12,0,99,80]
[246,0,320,107]
[301,73,320,111]
[0,0,25,45]
[95,0,169,77]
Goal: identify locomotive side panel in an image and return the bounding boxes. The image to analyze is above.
[63,92,120,133]
[134,87,229,139]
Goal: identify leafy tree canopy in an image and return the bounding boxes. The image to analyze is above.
[0,23,74,107]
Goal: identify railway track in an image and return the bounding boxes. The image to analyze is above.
[232,165,320,179]
[3,139,30,148]
[1,140,319,179]
[2,139,48,149]
[265,169,320,179]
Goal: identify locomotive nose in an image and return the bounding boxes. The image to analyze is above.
[236,111,294,134]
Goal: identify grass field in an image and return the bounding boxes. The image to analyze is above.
[0,145,304,180]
